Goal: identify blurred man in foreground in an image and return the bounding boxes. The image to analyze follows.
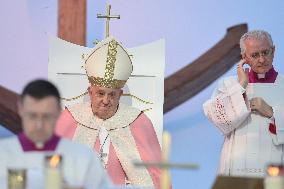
[0,79,110,188]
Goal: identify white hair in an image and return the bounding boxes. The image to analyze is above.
[240,30,273,54]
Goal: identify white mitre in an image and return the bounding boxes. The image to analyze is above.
[84,37,133,89]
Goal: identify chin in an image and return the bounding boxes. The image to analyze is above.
[254,67,271,74]
[96,113,108,119]
[261,69,271,74]
[31,138,44,144]
[256,70,267,74]
[32,135,50,144]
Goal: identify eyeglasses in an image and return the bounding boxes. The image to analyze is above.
[248,48,273,60]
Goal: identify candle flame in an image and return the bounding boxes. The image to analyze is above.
[49,154,60,168]
[267,166,280,176]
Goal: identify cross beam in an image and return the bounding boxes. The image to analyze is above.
[0,86,21,134]
[164,24,248,113]
[97,4,120,38]
[58,0,86,46]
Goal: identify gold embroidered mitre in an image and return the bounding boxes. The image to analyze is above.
[85,37,133,89]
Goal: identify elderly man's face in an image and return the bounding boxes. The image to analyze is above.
[18,95,60,144]
[242,37,275,74]
[88,85,123,120]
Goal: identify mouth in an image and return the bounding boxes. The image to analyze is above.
[257,64,270,68]
[99,106,110,111]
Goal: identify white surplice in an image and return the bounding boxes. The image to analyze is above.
[0,137,111,189]
[203,75,284,177]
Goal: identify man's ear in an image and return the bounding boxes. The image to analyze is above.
[270,46,276,60]
[241,53,251,67]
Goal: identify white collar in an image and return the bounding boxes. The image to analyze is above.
[257,73,265,79]
[67,102,141,131]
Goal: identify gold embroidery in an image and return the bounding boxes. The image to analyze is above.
[61,91,88,101]
[142,108,152,112]
[122,93,153,104]
[88,76,126,89]
[104,39,118,80]
[84,38,132,89]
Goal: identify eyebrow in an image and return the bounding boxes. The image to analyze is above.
[96,90,105,93]
[96,90,117,95]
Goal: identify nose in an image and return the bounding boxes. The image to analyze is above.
[35,118,44,130]
[102,95,110,104]
[258,55,265,63]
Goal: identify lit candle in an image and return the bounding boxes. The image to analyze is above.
[160,131,171,189]
[8,168,26,189]
[45,154,62,189]
[264,165,284,189]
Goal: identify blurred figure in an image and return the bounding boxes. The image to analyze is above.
[0,79,110,188]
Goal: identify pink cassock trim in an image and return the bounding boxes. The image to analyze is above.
[55,109,162,188]
[130,113,162,189]
[94,136,127,184]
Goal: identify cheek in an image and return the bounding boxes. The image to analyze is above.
[90,97,100,106]
[43,125,54,134]
[250,62,260,70]
[112,98,120,106]
[22,121,33,132]
[47,125,54,132]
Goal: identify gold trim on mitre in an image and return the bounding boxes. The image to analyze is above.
[88,76,126,89]
[86,38,132,89]
[104,39,118,80]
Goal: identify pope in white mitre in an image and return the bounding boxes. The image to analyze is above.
[55,37,162,188]
[0,79,110,189]
[203,30,284,177]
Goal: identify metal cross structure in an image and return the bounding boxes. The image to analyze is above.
[97,4,120,38]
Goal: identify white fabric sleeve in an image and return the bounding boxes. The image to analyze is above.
[203,77,250,135]
[269,105,284,145]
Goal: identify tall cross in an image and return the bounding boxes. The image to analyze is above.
[97,4,120,38]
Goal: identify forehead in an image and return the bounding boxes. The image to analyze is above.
[244,37,271,52]
[21,95,59,112]
[90,85,120,93]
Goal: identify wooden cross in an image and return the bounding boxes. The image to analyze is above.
[0,0,247,134]
[0,86,21,133]
[97,4,120,38]
[58,0,86,46]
